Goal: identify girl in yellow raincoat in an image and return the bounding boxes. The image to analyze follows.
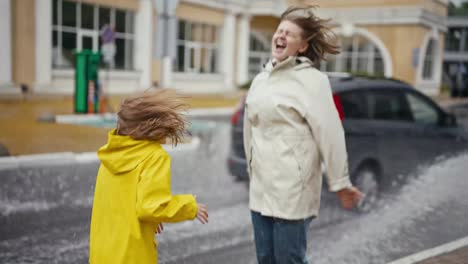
[89,89,209,264]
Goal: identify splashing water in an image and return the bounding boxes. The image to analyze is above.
[1,121,467,264]
[309,152,468,264]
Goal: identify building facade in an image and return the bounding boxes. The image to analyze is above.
[443,16,468,96]
[0,0,449,95]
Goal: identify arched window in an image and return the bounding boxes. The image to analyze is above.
[422,39,436,80]
[248,32,271,79]
[320,34,385,76]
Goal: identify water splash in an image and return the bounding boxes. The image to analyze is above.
[1,121,467,264]
[0,200,59,216]
[310,152,468,264]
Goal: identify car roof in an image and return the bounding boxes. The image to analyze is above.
[328,75,413,93]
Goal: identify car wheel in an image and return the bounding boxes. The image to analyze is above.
[353,167,379,213]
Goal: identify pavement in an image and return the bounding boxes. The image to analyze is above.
[1,91,468,263]
[0,92,242,156]
[389,237,468,264]
[417,246,468,264]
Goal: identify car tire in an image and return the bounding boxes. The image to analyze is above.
[352,167,380,213]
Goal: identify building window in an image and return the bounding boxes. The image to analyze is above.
[52,0,135,70]
[176,20,219,74]
[464,29,468,52]
[446,28,462,52]
[320,35,384,76]
[248,32,271,80]
[422,39,436,80]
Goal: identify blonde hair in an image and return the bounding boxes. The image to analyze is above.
[281,5,340,65]
[116,89,188,145]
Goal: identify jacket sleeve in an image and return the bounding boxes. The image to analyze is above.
[243,103,252,177]
[243,76,262,178]
[304,75,352,192]
[136,153,198,223]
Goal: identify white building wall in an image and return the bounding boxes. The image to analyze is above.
[35,0,52,92]
[0,0,13,88]
[237,14,251,86]
[135,0,153,90]
[222,10,236,91]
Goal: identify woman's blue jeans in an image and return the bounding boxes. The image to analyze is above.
[251,211,313,264]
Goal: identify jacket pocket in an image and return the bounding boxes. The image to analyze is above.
[272,136,302,190]
[285,136,313,186]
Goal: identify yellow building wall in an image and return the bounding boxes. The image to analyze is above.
[251,16,279,37]
[420,0,448,18]
[293,0,447,17]
[363,25,429,85]
[12,0,35,88]
[152,60,161,85]
[176,3,224,26]
[303,0,441,8]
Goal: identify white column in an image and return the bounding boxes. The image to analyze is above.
[236,14,251,86]
[434,29,443,87]
[153,0,179,89]
[135,0,153,90]
[35,0,52,90]
[0,0,12,86]
[222,11,236,91]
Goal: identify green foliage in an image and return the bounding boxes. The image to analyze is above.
[449,2,468,16]
[349,71,385,79]
[239,80,253,90]
[349,71,410,85]
[440,83,450,96]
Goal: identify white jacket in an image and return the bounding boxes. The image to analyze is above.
[244,56,352,220]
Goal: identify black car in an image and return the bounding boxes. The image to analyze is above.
[228,75,468,210]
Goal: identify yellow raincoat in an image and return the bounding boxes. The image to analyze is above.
[89,129,198,264]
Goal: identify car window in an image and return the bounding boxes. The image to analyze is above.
[369,90,412,121]
[340,91,368,119]
[406,92,439,126]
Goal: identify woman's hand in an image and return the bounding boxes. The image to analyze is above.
[336,187,364,210]
[196,203,209,224]
[155,223,164,234]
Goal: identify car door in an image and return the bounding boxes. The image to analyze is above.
[366,88,419,186]
[339,89,378,177]
[403,90,468,163]
[320,89,380,218]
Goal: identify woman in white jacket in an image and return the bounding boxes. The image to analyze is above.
[243,6,363,264]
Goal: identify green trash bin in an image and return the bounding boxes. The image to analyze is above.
[74,50,102,114]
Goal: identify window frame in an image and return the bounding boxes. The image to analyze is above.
[403,90,444,127]
[422,39,437,80]
[248,32,271,79]
[367,88,413,123]
[175,20,219,74]
[338,90,370,120]
[52,0,135,70]
[321,34,384,76]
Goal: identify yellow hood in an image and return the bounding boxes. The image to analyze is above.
[97,129,155,175]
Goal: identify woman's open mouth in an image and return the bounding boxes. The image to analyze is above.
[275,43,286,52]
[275,41,286,52]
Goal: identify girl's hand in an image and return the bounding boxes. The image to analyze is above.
[196,203,209,224]
[155,223,164,234]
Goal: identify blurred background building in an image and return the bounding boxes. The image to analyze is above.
[0,0,454,95]
[443,1,468,97]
